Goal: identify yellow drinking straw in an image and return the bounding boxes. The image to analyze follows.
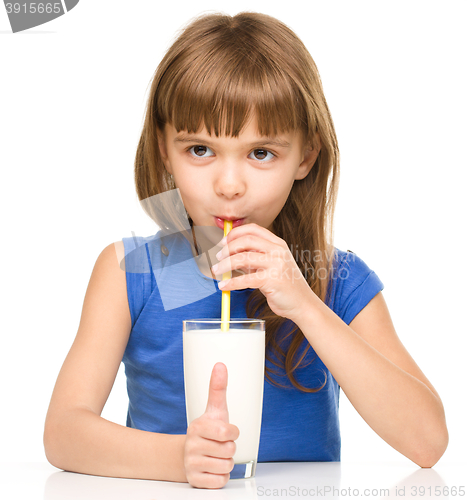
[221,220,233,332]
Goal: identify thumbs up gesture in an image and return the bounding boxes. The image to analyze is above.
[184,362,240,489]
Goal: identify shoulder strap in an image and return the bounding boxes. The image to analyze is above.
[122,235,157,330]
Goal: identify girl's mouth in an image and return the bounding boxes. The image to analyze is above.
[214,217,245,229]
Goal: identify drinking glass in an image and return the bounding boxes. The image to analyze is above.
[183,318,265,479]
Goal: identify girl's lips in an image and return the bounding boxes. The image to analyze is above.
[214,217,245,229]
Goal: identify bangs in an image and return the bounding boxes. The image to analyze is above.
[156,46,308,138]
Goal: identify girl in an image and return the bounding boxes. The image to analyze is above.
[43,12,448,489]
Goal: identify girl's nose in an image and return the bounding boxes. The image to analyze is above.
[214,162,246,199]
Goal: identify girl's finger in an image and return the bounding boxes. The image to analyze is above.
[189,419,239,442]
[187,437,236,460]
[198,456,235,474]
[218,273,263,291]
[213,251,285,277]
[217,233,285,262]
[187,470,231,490]
[223,223,286,248]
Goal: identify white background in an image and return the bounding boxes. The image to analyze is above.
[1,0,466,472]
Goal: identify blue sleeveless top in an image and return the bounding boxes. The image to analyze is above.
[121,231,384,462]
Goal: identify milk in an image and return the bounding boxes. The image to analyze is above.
[183,328,265,464]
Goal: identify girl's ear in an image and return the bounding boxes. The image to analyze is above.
[157,127,173,175]
[295,134,321,180]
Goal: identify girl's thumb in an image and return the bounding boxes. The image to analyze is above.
[204,362,229,422]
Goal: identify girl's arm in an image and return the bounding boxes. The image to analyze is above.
[296,290,448,467]
[215,224,449,467]
[43,243,186,482]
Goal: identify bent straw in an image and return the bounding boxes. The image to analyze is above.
[221,220,233,332]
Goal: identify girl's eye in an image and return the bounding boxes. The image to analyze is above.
[249,149,275,162]
[189,145,214,158]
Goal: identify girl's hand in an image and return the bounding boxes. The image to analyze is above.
[213,223,318,322]
[184,363,239,489]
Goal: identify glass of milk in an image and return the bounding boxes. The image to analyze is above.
[183,318,265,479]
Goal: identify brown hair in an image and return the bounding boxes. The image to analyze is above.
[135,12,340,392]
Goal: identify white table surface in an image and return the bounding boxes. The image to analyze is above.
[1,461,465,500]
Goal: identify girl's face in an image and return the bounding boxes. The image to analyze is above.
[158,115,319,232]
